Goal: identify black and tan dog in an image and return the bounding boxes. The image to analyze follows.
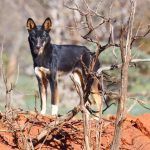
[26,17,101,115]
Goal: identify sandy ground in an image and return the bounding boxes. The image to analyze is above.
[0,112,150,150]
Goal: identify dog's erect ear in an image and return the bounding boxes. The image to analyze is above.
[26,18,36,31]
[42,17,52,32]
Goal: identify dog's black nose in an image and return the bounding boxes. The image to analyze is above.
[36,46,41,49]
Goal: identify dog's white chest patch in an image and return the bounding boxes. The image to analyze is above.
[34,67,50,78]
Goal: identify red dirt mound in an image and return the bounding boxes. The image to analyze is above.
[0,112,150,150]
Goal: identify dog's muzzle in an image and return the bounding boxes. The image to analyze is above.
[36,41,46,55]
[34,46,44,55]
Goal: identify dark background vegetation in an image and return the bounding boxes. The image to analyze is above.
[0,0,149,115]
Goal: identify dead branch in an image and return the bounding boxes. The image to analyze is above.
[77,82,91,150]
[1,44,20,111]
[131,25,150,46]
[96,75,103,150]
[1,44,12,110]
[71,74,91,150]
[32,105,80,146]
[97,58,150,75]
[64,0,110,45]
[111,0,136,149]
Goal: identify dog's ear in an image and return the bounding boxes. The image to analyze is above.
[42,17,52,32]
[26,18,36,31]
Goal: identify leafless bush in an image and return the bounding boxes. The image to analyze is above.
[63,0,150,150]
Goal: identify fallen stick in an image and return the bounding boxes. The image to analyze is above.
[32,105,81,146]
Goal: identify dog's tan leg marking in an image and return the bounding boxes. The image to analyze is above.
[39,67,50,75]
[72,69,84,88]
[35,67,48,114]
[73,72,82,86]
[91,77,102,113]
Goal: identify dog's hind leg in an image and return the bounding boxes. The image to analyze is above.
[73,72,82,86]
[35,67,48,114]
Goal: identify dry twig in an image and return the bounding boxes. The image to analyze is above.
[111,1,136,149]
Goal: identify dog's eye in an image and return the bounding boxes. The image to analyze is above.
[30,37,35,41]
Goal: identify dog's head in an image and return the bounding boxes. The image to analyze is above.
[26,18,52,55]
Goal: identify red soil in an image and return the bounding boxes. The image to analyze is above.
[0,112,150,150]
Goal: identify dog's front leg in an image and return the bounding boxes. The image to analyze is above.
[35,67,48,114]
[37,77,48,114]
[49,75,59,115]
